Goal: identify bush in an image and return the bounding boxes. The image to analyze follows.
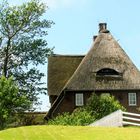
[48,108,94,126]
[48,112,71,125]
[71,108,95,125]
[17,113,45,126]
[86,94,126,120]
[7,112,46,127]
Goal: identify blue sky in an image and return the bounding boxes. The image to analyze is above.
[7,0,140,111]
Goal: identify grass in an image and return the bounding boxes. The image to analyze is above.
[0,125,140,140]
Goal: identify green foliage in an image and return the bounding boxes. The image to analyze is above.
[48,108,94,126]
[71,108,95,125]
[0,0,53,109]
[86,94,126,120]
[17,113,46,126]
[0,76,31,130]
[48,94,125,126]
[48,112,72,125]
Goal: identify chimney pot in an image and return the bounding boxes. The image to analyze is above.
[99,23,109,33]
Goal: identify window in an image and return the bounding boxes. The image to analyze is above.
[96,68,120,76]
[75,93,84,106]
[128,93,137,106]
[96,68,122,80]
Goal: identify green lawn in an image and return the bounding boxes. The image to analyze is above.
[0,125,140,140]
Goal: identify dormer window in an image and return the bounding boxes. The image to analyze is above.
[96,68,122,80]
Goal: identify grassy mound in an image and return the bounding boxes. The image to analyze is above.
[0,125,140,140]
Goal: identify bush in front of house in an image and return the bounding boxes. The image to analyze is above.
[48,94,125,126]
[47,112,72,125]
[48,108,94,126]
[86,94,126,120]
[71,108,95,125]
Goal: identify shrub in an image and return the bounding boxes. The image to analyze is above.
[48,108,94,126]
[86,94,126,120]
[71,108,95,125]
[17,113,45,126]
[47,112,71,125]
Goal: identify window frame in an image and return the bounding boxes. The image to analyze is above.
[128,93,137,106]
[75,93,84,106]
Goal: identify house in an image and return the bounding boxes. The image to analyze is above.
[45,23,140,120]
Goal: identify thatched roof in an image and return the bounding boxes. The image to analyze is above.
[48,55,84,95]
[64,32,140,90]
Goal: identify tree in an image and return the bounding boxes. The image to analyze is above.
[0,76,31,129]
[0,0,54,107]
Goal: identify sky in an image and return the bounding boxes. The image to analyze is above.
[7,0,140,111]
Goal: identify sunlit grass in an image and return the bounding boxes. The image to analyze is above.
[0,125,140,140]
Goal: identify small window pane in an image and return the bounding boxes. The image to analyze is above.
[128,93,137,106]
[75,93,84,106]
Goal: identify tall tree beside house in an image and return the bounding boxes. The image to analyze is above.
[0,0,53,107]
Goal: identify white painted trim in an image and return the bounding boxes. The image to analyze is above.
[123,121,140,126]
[123,116,140,122]
[128,93,137,106]
[89,110,123,127]
[90,110,140,127]
[122,111,140,117]
[75,93,84,106]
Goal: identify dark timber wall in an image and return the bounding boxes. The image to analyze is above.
[51,90,140,117]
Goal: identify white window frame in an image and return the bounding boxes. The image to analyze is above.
[128,93,137,106]
[75,93,84,106]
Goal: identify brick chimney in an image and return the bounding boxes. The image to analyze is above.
[99,23,109,33]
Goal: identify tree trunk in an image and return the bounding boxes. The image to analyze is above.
[3,39,10,78]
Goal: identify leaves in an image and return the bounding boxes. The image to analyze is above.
[0,76,31,129]
[48,108,94,126]
[0,0,54,113]
[86,94,126,119]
